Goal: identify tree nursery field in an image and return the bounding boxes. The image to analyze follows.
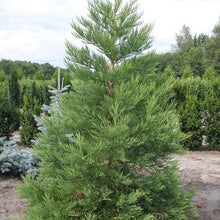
[0,0,219,219]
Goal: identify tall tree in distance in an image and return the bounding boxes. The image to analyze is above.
[175,25,194,52]
[170,25,207,77]
[205,19,220,75]
[19,0,195,219]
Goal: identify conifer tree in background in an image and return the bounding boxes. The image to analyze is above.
[42,85,51,106]
[8,69,20,107]
[203,89,220,150]
[182,65,194,79]
[178,95,203,150]
[34,68,45,80]
[203,66,216,81]
[0,69,6,82]
[20,82,41,146]
[163,65,175,80]
[19,0,195,219]
[0,98,14,139]
[16,67,24,80]
[7,69,20,131]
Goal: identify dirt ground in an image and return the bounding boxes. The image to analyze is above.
[175,151,220,220]
[0,151,220,220]
[0,175,26,220]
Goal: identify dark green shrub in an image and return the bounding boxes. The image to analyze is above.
[20,86,41,146]
[20,78,54,106]
[203,66,216,81]
[0,99,13,139]
[0,98,20,139]
[203,89,220,150]
[178,95,203,150]
[0,70,6,82]
[8,69,20,107]
[182,65,194,79]
[162,65,175,80]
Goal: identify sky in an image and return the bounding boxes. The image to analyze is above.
[0,0,219,68]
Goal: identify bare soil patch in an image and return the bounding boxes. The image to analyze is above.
[174,151,220,220]
[0,150,219,219]
[0,175,26,220]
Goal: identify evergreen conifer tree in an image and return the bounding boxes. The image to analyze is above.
[203,89,220,150]
[19,0,195,219]
[0,69,6,82]
[34,68,45,80]
[182,65,194,79]
[0,98,13,139]
[163,65,174,79]
[42,85,51,106]
[203,66,216,81]
[178,94,203,150]
[20,82,41,146]
[8,69,20,107]
[7,68,21,130]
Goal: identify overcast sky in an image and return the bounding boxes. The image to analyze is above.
[0,0,219,67]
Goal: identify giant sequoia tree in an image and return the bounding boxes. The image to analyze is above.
[20,0,195,219]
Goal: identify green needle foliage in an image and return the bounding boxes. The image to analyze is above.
[203,89,220,150]
[0,98,16,139]
[178,94,203,150]
[19,0,195,219]
[20,82,41,146]
[8,68,20,107]
[182,65,194,79]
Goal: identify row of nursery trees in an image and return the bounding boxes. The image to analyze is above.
[164,66,219,150]
[1,23,219,149]
[0,61,72,146]
[0,0,219,218]
[159,17,220,151]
